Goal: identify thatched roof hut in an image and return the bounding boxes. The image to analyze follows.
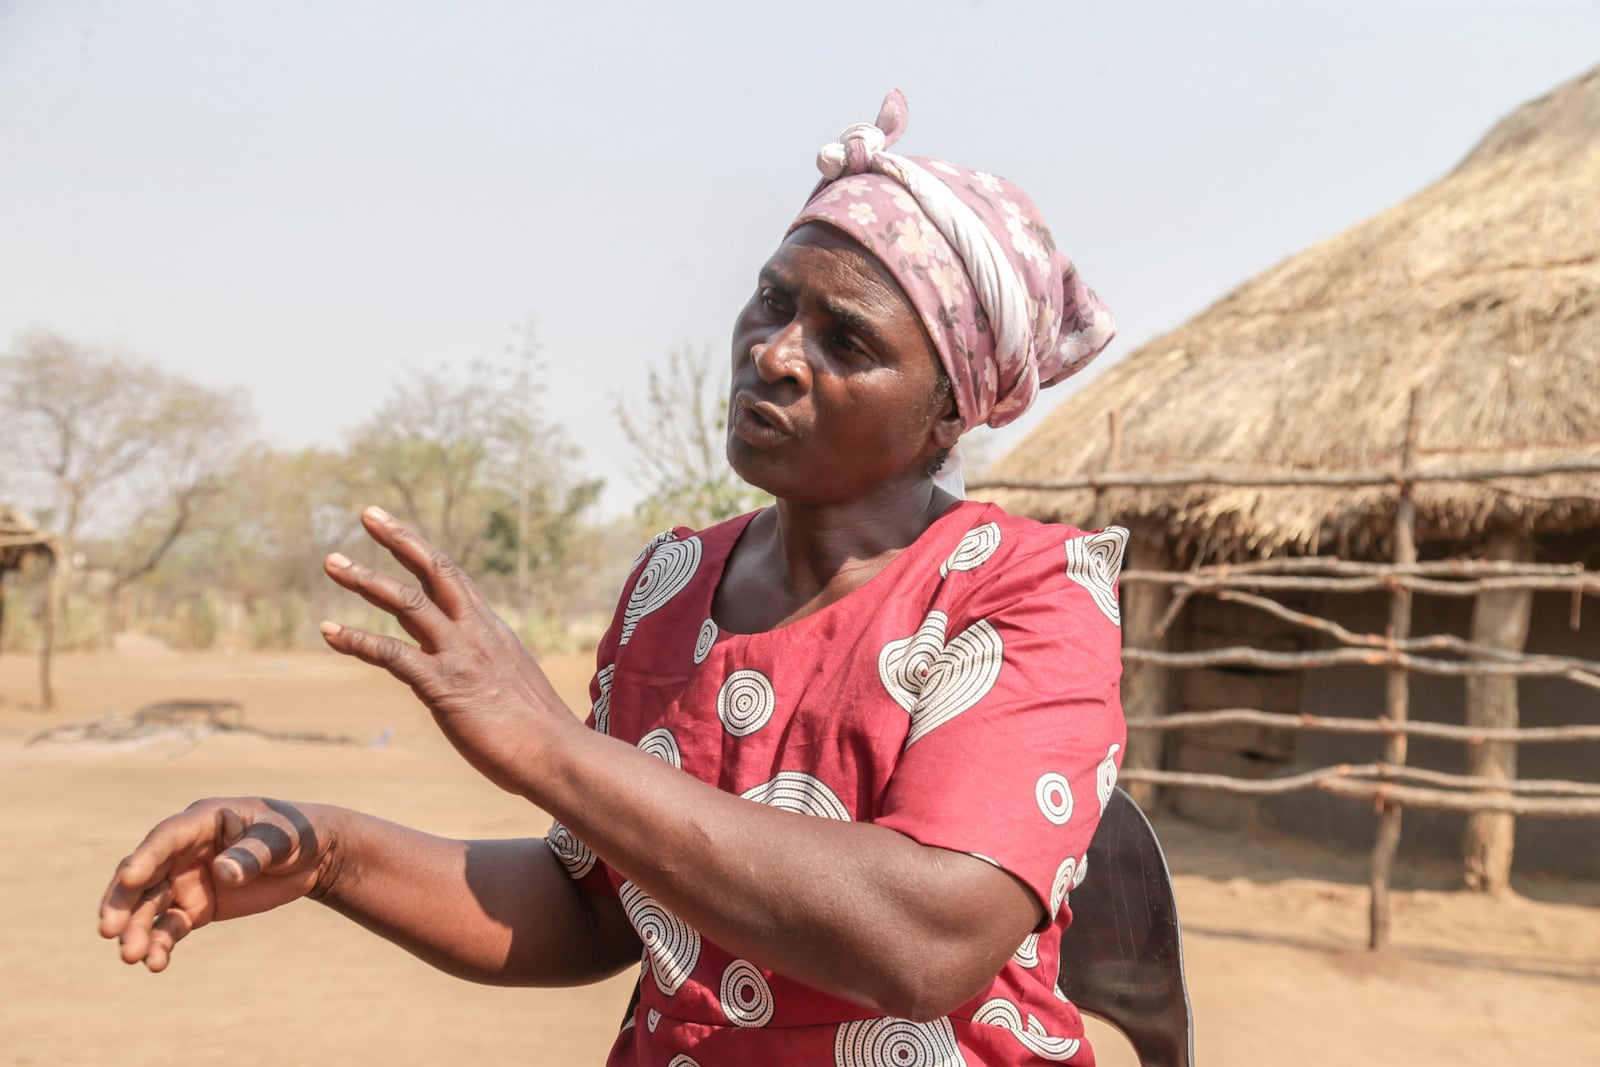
[0,505,56,573]
[983,64,1600,564]
[979,66,1600,890]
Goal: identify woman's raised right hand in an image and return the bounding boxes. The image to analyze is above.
[99,797,335,972]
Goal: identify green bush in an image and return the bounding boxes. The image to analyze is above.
[511,608,575,655]
[175,592,222,651]
[0,589,41,652]
[279,594,308,649]
[61,594,110,650]
[250,599,278,649]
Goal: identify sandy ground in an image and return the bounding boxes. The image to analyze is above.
[2,646,1597,1066]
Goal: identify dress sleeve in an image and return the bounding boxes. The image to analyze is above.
[873,524,1129,922]
[545,529,683,897]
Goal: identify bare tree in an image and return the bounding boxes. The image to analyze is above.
[0,331,252,590]
[614,345,770,529]
[342,330,600,610]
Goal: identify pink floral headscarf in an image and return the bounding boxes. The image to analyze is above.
[790,90,1115,483]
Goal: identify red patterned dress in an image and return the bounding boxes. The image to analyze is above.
[547,499,1127,1066]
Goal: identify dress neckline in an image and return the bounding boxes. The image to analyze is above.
[703,498,986,639]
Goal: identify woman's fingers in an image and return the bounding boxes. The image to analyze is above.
[323,550,446,650]
[142,907,197,973]
[99,810,200,938]
[319,620,429,689]
[100,858,153,939]
[358,506,480,620]
[116,883,175,965]
[211,808,305,886]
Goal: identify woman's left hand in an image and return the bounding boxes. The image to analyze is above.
[320,506,576,794]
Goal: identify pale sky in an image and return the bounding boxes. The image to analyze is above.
[2,1,1597,515]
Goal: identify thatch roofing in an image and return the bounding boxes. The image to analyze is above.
[983,65,1600,562]
[0,506,57,572]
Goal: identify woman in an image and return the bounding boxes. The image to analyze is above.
[100,91,1126,1066]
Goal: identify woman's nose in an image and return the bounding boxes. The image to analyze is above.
[751,322,811,388]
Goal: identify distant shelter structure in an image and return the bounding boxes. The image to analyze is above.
[977,66,1600,914]
[0,505,60,708]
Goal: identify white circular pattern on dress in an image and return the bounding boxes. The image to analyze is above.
[1073,854,1089,889]
[878,611,950,712]
[939,522,1002,578]
[1049,855,1078,918]
[546,819,596,878]
[1034,772,1074,826]
[909,620,1003,746]
[646,1008,661,1033]
[717,669,776,738]
[719,959,775,1027]
[592,663,615,735]
[1063,527,1129,626]
[877,612,1004,746]
[1097,743,1122,815]
[834,1016,969,1067]
[693,617,718,664]
[973,997,1082,1061]
[621,536,703,645]
[637,727,682,769]
[1012,931,1040,969]
[620,881,701,997]
[740,771,851,821]
[632,528,677,570]
[667,1057,701,1067]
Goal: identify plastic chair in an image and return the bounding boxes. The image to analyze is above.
[1058,787,1196,1067]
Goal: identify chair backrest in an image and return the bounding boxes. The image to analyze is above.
[1058,787,1195,1067]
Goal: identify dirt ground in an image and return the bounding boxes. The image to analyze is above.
[2,646,1597,1066]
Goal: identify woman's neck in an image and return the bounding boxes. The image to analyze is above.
[713,480,959,634]
[769,482,951,579]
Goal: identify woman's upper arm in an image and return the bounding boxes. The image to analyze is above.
[875,523,1128,931]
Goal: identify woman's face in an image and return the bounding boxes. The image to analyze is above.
[726,223,962,504]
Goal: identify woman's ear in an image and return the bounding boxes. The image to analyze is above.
[932,399,965,451]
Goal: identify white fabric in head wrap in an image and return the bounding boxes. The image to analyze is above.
[792,90,1118,496]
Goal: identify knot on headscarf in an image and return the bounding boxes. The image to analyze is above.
[815,92,908,179]
[791,90,1116,458]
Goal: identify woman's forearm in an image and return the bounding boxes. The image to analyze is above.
[313,805,640,987]
[526,722,1038,1020]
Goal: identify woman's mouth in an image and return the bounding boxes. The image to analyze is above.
[731,396,793,448]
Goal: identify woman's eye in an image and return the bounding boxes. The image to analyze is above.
[757,288,784,314]
[831,332,867,358]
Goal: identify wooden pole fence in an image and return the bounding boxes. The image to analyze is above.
[968,455,1600,492]
[1125,708,1600,744]
[1127,761,1600,798]
[1210,589,1583,663]
[1165,557,1591,579]
[981,407,1600,944]
[1122,645,1600,689]
[1121,570,1600,598]
[1118,768,1600,817]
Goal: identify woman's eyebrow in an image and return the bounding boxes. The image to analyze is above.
[815,297,891,350]
[757,266,890,351]
[757,267,792,291]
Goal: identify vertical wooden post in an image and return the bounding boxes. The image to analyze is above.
[1091,410,1122,530]
[1462,531,1534,893]
[1369,390,1421,950]
[1121,530,1171,811]
[1101,409,1172,807]
[41,550,60,711]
